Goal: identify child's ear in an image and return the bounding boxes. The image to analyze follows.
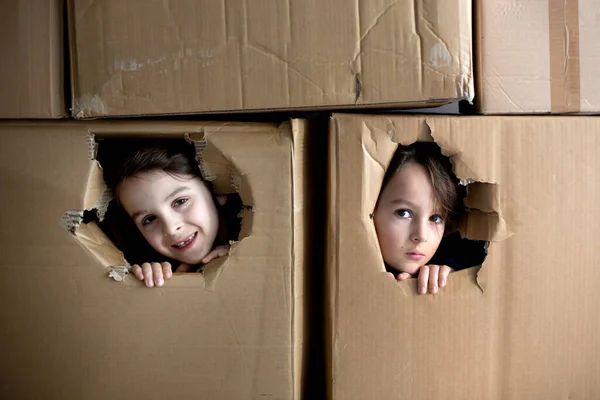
[216,195,228,206]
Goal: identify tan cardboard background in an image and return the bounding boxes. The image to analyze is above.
[328,114,600,399]
[0,120,308,399]
[0,0,67,118]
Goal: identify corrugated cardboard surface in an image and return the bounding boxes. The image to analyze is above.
[328,114,600,399]
[68,0,473,118]
[0,0,67,118]
[475,0,600,114]
[0,120,306,400]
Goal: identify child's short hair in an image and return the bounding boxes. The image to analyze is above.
[101,139,203,195]
[378,142,463,226]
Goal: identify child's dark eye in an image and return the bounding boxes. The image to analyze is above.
[173,198,188,207]
[142,215,156,226]
[430,214,444,224]
[394,209,412,219]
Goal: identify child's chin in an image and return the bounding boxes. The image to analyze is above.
[164,253,194,266]
[168,247,207,265]
[395,263,422,276]
[177,255,202,265]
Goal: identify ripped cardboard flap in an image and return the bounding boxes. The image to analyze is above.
[355,114,510,243]
[61,121,291,288]
[75,222,128,269]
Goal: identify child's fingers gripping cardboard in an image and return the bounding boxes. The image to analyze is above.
[396,272,412,281]
[140,263,155,287]
[161,262,173,280]
[417,265,430,294]
[139,262,162,288]
[132,264,144,281]
[132,262,172,288]
[151,262,166,287]
[428,265,441,294]
[398,265,453,294]
[439,265,453,287]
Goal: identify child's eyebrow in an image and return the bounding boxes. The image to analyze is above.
[165,186,191,202]
[131,210,146,221]
[390,198,418,208]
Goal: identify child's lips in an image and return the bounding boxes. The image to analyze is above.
[405,251,425,260]
[171,232,197,250]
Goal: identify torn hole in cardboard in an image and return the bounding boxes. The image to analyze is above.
[367,121,510,294]
[60,133,253,289]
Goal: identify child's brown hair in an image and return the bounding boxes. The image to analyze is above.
[377,142,463,228]
[101,139,205,198]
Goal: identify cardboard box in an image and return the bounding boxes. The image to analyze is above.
[0,119,308,399]
[68,0,473,118]
[475,0,600,114]
[0,0,67,118]
[327,114,600,399]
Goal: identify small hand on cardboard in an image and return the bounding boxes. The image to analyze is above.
[131,245,231,288]
[396,265,453,295]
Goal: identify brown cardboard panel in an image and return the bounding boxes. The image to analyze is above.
[0,0,67,118]
[328,114,600,399]
[475,0,600,114]
[68,0,472,118]
[0,120,306,399]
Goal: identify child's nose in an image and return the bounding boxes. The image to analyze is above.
[163,217,182,236]
[411,220,428,243]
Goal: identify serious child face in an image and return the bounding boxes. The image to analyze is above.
[373,162,445,276]
[118,170,219,265]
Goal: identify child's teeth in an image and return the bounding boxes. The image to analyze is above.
[175,233,195,248]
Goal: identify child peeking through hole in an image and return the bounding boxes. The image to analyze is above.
[99,139,242,288]
[373,142,469,295]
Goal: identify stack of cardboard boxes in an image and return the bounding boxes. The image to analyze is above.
[1,0,599,399]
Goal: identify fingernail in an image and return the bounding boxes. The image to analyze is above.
[432,286,437,294]
[419,286,426,294]
[157,278,164,286]
[441,279,446,286]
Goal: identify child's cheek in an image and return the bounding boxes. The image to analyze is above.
[144,232,161,252]
[430,224,444,240]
